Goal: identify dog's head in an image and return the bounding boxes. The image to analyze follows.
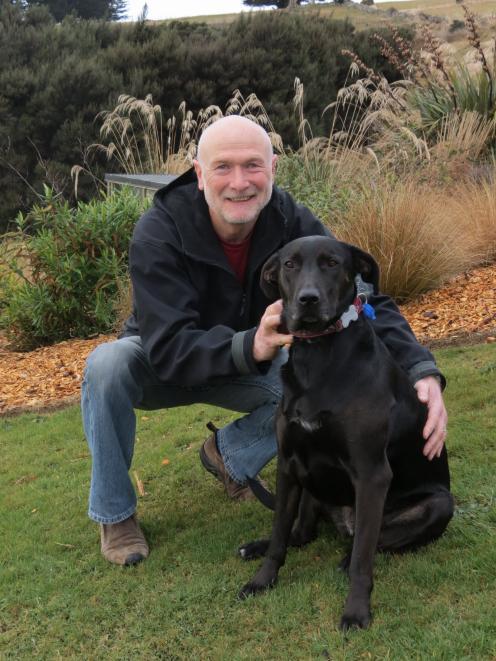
[261,236,379,334]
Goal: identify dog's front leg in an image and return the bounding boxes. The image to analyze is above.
[239,468,301,599]
[340,461,392,630]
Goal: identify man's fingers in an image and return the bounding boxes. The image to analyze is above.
[414,376,448,461]
[422,400,447,459]
[253,299,292,362]
[415,382,429,403]
[263,312,283,331]
[265,299,283,315]
[423,427,447,460]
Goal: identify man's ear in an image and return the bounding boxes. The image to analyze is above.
[271,154,278,177]
[349,245,380,294]
[193,159,204,191]
[260,251,281,300]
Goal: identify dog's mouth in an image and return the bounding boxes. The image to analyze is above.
[281,308,333,335]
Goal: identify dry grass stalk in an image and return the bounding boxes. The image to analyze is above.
[433,111,495,160]
[133,470,146,497]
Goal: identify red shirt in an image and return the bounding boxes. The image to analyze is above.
[218,231,254,284]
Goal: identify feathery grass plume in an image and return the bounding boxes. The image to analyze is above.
[92,94,210,177]
[225,89,284,153]
[331,55,425,170]
[86,90,283,185]
[290,77,377,194]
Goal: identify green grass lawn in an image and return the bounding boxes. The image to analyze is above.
[1,343,495,659]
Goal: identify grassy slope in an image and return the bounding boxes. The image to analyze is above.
[169,0,496,29]
[1,343,495,659]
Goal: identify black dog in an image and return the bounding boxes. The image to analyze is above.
[239,236,453,630]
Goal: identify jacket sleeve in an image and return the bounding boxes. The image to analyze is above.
[369,294,445,387]
[130,238,263,386]
[289,200,445,387]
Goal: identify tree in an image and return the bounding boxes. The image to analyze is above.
[23,0,127,21]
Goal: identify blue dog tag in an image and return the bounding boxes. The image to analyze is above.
[363,303,376,320]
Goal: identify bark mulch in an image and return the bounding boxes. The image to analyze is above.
[1,263,495,417]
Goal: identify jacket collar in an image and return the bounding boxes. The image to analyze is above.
[154,167,288,273]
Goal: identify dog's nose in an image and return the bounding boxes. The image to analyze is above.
[298,288,320,306]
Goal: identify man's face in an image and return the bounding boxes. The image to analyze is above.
[194,128,277,232]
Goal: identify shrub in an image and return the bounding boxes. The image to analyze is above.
[0,187,146,350]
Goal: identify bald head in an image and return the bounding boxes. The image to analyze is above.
[196,115,273,166]
[192,115,277,242]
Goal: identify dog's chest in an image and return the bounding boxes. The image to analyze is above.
[280,343,376,486]
[282,413,355,504]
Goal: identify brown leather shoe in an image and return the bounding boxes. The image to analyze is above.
[199,422,266,501]
[100,514,149,566]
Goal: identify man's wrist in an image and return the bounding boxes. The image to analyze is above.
[231,328,271,375]
[409,361,446,390]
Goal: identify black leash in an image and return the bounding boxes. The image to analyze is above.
[247,476,275,511]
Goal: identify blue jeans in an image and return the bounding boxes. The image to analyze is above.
[81,336,285,524]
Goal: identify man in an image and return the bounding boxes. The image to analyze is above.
[82,115,447,566]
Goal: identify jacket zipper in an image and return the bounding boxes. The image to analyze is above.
[240,292,247,318]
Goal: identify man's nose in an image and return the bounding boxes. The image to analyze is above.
[230,166,250,190]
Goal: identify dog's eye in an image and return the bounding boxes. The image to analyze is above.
[284,260,294,269]
[326,259,338,267]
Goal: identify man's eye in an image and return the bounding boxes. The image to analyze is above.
[284,260,294,269]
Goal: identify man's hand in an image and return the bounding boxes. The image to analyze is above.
[414,376,447,461]
[253,299,293,362]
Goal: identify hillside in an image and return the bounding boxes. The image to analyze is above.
[166,1,495,43]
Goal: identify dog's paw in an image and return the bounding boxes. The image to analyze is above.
[238,576,276,600]
[338,552,352,574]
[289,527,317,548]
[339,608,371,631]
[238,539,270,561]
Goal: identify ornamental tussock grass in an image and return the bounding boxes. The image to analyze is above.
[445,175,496,265]
[331,180,471,301]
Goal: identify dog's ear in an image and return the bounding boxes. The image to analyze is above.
[260,251,281,300]
[350,245,380,294]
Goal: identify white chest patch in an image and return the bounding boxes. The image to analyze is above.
[294,417,322,433]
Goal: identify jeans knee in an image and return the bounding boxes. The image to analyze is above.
[83,338,141,395]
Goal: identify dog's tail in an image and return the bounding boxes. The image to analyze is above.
[247,477,275,510]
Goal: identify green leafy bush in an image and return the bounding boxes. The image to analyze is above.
[0,187,146,350]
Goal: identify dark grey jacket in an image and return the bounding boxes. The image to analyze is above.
[122,169,442,387]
